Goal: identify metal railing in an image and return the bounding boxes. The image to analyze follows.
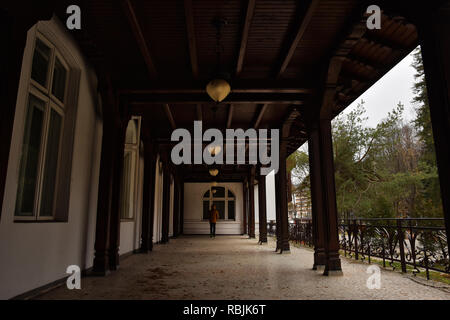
[267,218,450,279]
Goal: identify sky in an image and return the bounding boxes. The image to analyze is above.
[298,46,420,155]
[341,46,420,127]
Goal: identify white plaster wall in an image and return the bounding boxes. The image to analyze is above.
[135,154,144,249]
[183,182,243,235]
[266,172,276,221]
[255,184,259,235]
[153,156,163,243]
[0,18,101,299]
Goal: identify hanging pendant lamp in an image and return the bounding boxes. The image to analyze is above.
[206,17,231,103]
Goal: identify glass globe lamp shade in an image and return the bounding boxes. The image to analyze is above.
[206,79,231,102]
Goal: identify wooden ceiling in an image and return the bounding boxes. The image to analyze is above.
[50,0,436,178]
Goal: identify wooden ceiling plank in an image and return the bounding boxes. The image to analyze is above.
[196,104,203,121]
[184,0,199,78]
[236,0,256,77]
[253,103,268,129]
[164,104,177,130]
[227,104,234,128]
[277,0,320,77]
[122,0,158,79]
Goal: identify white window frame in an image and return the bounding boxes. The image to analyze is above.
[120,116,142,221]
[202,186,236,221]
[15,31,69,221]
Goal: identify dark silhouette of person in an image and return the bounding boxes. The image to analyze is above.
[209,204,219,238]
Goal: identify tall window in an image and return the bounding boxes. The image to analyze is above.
[120,117,141,220]
[15,35,68,220]
[202,186,236,221]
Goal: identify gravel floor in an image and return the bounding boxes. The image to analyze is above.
[36,235,450,300]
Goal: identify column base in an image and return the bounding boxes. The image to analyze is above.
[323,269,343,276]
[109,250,120,271]
[313,264,325,271]
[139,247,149,254]
[90,269,111,277]
[313,250,327,269]
[323,253,342,276]
[280,241,290,253]
[93,252,109,276]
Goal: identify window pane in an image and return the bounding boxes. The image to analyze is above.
[40,109,63,217]
[212,187,225,198]
[15,95,45,216]
[125,119,137,144]
[51,57,67,102]
[213,201,225,219]
[31,39,51,88]
[203,201,210,220]
[120,151,135,219]
[228,200,235,220]
[228,189,235,198]
[120,152,131,219]
[203,190,210,198]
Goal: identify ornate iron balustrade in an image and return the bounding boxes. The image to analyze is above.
[267,218,450,279]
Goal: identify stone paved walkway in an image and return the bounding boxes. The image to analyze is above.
[37,236,450,300]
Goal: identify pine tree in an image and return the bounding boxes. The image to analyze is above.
[412,47,435,165]
[411,46,443,217]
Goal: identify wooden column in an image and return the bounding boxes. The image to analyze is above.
[93,78,117,275]
[319,117,342,275]
[418,4,450,255]
[180,180,184,235]
[242,179,248,235]
[308,125,326,269]
[248,168,256,238]
[140,133,156,253]
[278,140,290,253]
[173,176,180,238]
[257,170,268,244]
[108,112,129,271]
[274,172,282,252]
[161,158,171,244]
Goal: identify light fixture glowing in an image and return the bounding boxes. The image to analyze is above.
[206,79,231,102]
[211,181,218,187]
[209,169,219,177]
[208,145,222,156]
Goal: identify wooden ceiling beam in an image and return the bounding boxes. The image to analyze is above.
[236,0,256,76]
[277,0,320,77]
[120,88,311,94]
[184,0,199,78]
[119,87,312,95]
[244,103,269,152]
[281,108,300,138]
[163,104,177,130]
[227,104,234,128]
[196,104,203,121]
[362,32,411,52]
[128,92,305,105]
[122,0,157,80]
[253,103,268,129]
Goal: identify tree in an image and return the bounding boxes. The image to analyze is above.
[411,47,443,218]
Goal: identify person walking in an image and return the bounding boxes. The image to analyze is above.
[209,204,219,238]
